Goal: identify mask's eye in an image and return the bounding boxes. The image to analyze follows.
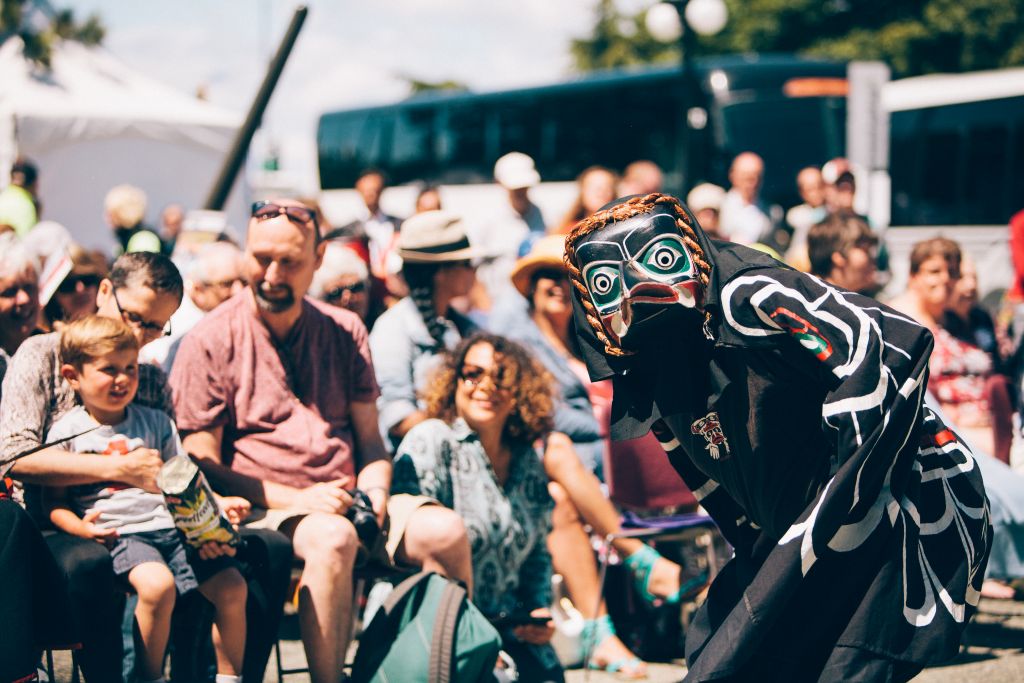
[586,265,622,309]
[638,238,692,277]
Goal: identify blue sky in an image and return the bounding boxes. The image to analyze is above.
[64,0,634,190]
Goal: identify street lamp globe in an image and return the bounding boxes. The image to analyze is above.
[685,0,728,37]
[645,2,682,43]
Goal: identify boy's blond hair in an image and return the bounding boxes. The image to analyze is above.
[59,315,139,370]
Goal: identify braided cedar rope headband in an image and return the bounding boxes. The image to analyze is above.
[562,193,713,357]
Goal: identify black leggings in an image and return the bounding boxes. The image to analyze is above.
[46,531,127,682]
[0,500,76,683]
[499,634,564,683]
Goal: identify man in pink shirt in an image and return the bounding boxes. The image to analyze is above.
[170,199,471,683]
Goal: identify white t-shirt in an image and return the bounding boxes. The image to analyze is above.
[46,404,182,534]
[719,190,772,245]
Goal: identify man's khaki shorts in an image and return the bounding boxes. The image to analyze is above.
[244,493,438,566]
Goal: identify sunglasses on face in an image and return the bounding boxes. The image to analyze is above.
[533,268,568,283]
[324,281,367,302]
[459,365,511,391]
[57,274,101,294]
[0,283,35,299]
[251,201,318,230]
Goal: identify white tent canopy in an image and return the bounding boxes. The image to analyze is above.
[0,36,246,252]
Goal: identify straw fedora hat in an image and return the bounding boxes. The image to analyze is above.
[510,234,569,297]
[397,210,482,264]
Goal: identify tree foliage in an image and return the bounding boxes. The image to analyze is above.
[571,0,1024,77]
[571,0,678,72]
[0,0,105,69]
[402,76,471,96]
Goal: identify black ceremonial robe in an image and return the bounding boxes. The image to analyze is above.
[571,237,992,681]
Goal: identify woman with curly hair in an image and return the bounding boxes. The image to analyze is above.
[392,332,564,681]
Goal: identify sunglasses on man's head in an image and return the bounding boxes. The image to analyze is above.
[324,281,367,302]
[57,274,101,294]
[251,201,318,230]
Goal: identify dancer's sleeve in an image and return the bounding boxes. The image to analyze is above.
[719,268,933,559]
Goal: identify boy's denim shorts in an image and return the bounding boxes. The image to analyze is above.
[110,527,238,593]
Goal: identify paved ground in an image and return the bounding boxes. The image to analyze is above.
[265,597,1024,683]
[48,597,1024,681]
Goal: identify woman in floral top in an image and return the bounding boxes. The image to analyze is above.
[393,332,563,682]
[890,237,1024,601]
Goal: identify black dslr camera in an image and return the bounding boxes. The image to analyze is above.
[345,489,380,550]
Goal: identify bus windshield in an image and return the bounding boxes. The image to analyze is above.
[719,95,846,205]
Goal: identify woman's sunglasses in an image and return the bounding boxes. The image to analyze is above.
[459,365,511,391]
[251,201,318,230]
[324,281,367,302]
[57,274,101,294]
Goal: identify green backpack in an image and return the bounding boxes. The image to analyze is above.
[350,571,502,683]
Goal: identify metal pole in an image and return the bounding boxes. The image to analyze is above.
[203,5,309,210]
[671,0,694,196]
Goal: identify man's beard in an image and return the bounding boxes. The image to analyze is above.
[253,282,296,313]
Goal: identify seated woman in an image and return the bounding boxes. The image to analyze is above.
[309,242,372,323]
[889,238,998,458]
[42,244,107,331]
[890,237,1024,600]
[392,333,563,681]
[943,254,1014,464]
[492,237,707,674]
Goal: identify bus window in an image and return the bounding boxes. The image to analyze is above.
[964,125,1009,225]
[389,106,436,185]
[917,127,960,225]
[718,96,845,208]
[1014,119,1024,215]
[498,98,544,166]
[318,111,386,189]
[890,95,1024,226]
[439,104,488,183]
[548,91,608,179]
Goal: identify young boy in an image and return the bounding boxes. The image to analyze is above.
[45,315,248,683]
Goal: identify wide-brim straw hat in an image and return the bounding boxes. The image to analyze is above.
[510,234,569,297]
[397,210,483,264]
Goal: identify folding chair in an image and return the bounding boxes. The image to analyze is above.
[586,432,723,671]
[42,646,82,683]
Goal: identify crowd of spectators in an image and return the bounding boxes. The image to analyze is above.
[1,149,1023,683]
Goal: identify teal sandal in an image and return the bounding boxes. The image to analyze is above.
[582,615,647,679]
[623,544,709,606]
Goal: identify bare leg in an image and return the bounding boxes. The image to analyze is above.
[283,513,360,683]
[544,433,681,599]
[128,562,176,681]
[548,481,645,676]
[198,566,248,675]
[395,503,474,596]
